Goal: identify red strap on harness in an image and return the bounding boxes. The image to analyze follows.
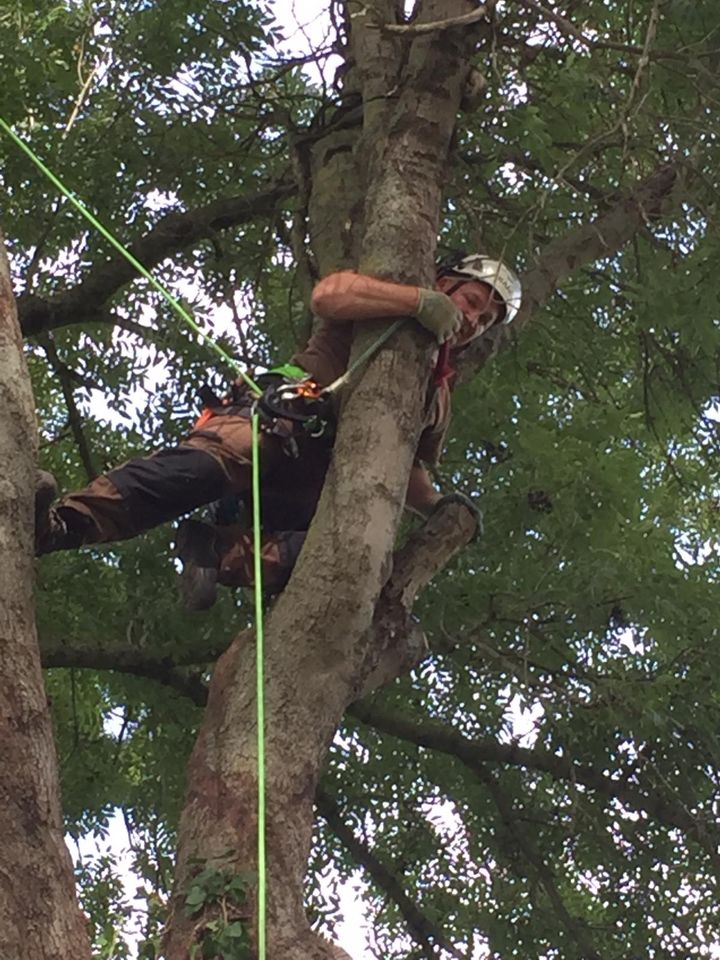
[433,342,454,387]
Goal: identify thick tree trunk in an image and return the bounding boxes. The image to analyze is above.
[163,3,479,956]
[0,232,92,959]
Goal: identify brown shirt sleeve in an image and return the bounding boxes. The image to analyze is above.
[311,270,420,321]
[291,320,354,387]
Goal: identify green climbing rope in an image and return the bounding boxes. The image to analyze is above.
[0,116,261,397]
[323,316,406,395]
[251,411,267,959]
[0,116,267,953]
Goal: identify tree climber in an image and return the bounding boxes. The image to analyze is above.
[35,254,521,608]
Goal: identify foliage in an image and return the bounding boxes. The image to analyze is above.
[1,0,719,958]
[184,866,254,960]
[75,847,134,959]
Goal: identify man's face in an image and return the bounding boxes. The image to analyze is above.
[436,276,504,346]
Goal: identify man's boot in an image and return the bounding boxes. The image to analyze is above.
[35,470,108,555]
[34,471,67,555]
[175,519,221,611]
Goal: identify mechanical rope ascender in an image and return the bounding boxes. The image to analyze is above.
[254,365,334,439]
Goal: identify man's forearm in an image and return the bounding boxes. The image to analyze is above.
[311,270,420,322]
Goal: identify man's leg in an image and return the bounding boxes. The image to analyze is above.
[174,420,331,607]
[176,519,306,610]
[36,413,285,555]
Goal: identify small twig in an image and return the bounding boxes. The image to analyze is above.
[63,57,106,139]
[517,0,696,65]
[624,0,661,115]
[113,706,135,776]
[26,42,106,288]
[40,334,98,481]
[111,315,153,340]
[38,427,72,449]
[518,0,592,48]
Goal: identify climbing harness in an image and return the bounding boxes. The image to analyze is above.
[1,114,406,960]
[194,371,334,454]
[256,377,333,440]
[196,320,408,449]
[254,318,406,437]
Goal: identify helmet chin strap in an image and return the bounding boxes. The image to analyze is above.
[443,279,466,296]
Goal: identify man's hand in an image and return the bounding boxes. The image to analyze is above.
[415,288,463,343]
[430,492,483,539]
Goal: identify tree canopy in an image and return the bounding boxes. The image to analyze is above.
[1,0,719,958]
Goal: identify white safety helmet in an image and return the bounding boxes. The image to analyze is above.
[439,253,522,325]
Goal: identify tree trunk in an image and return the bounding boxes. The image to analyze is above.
[163,3,479,956]
[0,231,92,959]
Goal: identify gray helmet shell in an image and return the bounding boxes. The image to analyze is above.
[443,254,522,324]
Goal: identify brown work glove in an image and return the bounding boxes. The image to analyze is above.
[415,288,463,343]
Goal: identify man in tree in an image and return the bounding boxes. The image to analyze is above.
[35,254,521,607]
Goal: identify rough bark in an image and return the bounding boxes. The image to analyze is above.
[0,230,91,959]
[162,2,481,957]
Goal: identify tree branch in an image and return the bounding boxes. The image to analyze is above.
[40,636,220,706]
[456,162,680,381]
[316,789,464,960]
[382,6,488,35]
[348,701,720,860]
[119,663,209,706]
[359,498,478,696]
[17,180,295,337]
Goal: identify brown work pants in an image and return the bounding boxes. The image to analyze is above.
[54,411,331,586]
